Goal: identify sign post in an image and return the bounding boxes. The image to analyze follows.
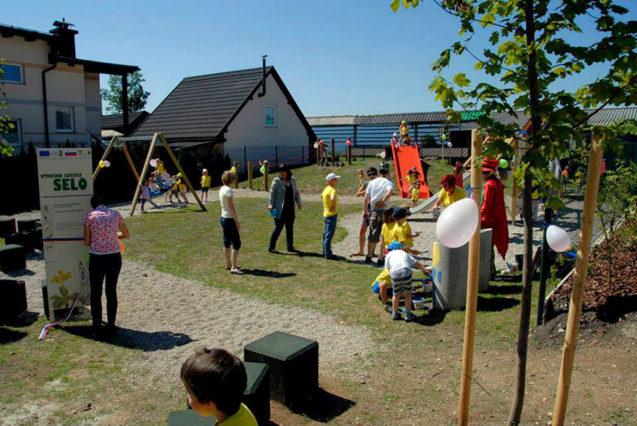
[37,148,93,319]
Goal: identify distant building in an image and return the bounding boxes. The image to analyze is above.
[0,20,139,152]
[133,63,316,168]
[101,111,149,138]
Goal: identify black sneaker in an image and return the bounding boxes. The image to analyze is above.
[404,312,416,322]
[268,248,278,254]
[377,258,384,266]
[392,312,401,321]
[365,256,372,263]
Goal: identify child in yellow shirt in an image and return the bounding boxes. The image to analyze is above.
[392,207,420,254]
[200,168,211,203]
[377,207,396,266]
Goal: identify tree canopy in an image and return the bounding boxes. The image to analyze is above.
[391,0,636,424]
[101,71,150,114]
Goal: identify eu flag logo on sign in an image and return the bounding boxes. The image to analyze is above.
[39,151,50,157]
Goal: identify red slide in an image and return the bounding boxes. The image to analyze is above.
[391,141,431,199]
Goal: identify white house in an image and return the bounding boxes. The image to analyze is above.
[0,20,139,152]
[133,62,316,167]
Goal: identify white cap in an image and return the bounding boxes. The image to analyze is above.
[202,168,208,172]
[325,173,340,181]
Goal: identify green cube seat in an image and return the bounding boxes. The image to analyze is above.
[244,331,318,409]
[0,244,26,272]
[0,216,16,238]
[0,280,27,320]
[243,361,270,425]
[17,218,40,233]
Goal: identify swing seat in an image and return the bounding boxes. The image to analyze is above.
[149,177,175,197]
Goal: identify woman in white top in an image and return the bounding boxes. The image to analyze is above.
[219,170,242,274]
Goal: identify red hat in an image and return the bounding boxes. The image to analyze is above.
[482,158,499,173]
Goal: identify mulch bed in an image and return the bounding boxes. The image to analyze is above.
[547,219,637,321]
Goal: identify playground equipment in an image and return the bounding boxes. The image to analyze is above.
[93,132,206,216]
[391,138,431,201]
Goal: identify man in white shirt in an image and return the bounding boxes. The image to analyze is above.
[363,166,394,264]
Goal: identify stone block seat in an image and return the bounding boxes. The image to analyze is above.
[0,244,26,272]
[243,361,270,425]
[0,216,16,238]
[5,232,34,253]
[244,331,318,409]
[17,218,40,233]
[0,280,27,320]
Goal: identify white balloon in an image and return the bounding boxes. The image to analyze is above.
[436,198,479,248]
[447,141,452,148]
[150,159,158,167]
[546,225,571,252]
[313,142,319,149]
[103,160,111,168]
[380,151,386,159]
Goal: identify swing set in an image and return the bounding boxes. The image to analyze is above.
[93,132,206,216]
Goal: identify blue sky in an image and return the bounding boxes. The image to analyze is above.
[3,0,635,116]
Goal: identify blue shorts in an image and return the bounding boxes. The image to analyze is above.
[220,217,241,250]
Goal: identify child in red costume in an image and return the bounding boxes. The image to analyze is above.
[481,158,509,277]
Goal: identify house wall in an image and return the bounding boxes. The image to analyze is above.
[1,36,100,151]
[224,73,310,166]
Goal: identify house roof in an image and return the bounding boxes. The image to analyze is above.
[307,112,448,127]
[133,66,316,146]
[587,107,637,126]
[0,23,138,75]
[308,107,636,128]
[101,111,149,133]
[0,23,53,42]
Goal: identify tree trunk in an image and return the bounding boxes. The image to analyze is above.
[509,172,534,425]
[509,0,541,423]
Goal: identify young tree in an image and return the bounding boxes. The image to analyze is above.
[392,0,636,423]
[0,59,15,157]
[101,71,150,114]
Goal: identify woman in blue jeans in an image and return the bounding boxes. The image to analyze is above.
[268,165,302,253]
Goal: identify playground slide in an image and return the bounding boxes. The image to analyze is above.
[391,142,431,200]
[409,171,471,214]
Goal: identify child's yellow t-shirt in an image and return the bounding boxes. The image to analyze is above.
[405,174,416,186]
[381,222,396,249]
[393,221,414,248]
[201,174,211,188]
[371,268,392,288]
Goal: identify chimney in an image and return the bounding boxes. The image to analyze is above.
[49,19,78,60]
[258,55,267,97]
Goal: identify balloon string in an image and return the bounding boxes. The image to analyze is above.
[38,290,82,341]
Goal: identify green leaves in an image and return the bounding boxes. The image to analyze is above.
[432,49,452,72]
[101,71,150,114]
[453,73,471,87]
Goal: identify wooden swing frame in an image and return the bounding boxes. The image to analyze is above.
[92,132,206,216]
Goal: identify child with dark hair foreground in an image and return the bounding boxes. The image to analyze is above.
[180,347,257,425]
